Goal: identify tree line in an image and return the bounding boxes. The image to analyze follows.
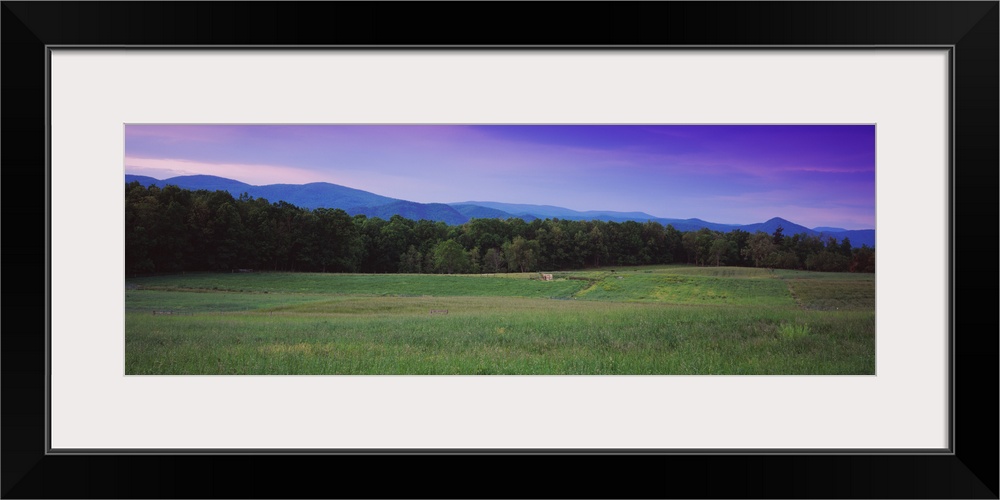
[125,182,875,276]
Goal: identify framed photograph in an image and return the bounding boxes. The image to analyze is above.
[4,2,996,498]
[119,122,878,377]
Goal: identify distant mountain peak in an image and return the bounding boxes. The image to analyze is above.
[168,174,251,184]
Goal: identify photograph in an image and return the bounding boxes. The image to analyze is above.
[124,124,876,375]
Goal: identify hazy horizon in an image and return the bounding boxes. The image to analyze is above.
[125,124,876,230]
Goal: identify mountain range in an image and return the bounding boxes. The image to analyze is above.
[125,174,875,247]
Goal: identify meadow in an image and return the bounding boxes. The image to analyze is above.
[124,265,875,375]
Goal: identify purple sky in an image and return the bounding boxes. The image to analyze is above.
[125,124,876,230]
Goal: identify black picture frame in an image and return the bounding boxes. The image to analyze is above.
[3,2,997,498]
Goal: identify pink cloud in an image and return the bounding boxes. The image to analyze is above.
[124,157,331,186]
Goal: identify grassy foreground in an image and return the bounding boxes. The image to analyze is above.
[125,266,875,375]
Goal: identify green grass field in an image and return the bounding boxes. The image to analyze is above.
[125,265,875,375]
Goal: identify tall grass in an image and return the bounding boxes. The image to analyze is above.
[125,265,876,375]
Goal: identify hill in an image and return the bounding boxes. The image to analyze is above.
[125,174,874,246]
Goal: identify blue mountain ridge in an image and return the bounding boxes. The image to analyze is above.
[125,174,874,247]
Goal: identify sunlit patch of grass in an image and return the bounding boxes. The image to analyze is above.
[778,322,812,339]
[575,272,795,307]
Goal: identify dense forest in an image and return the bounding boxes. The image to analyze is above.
[125,182,875,276]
